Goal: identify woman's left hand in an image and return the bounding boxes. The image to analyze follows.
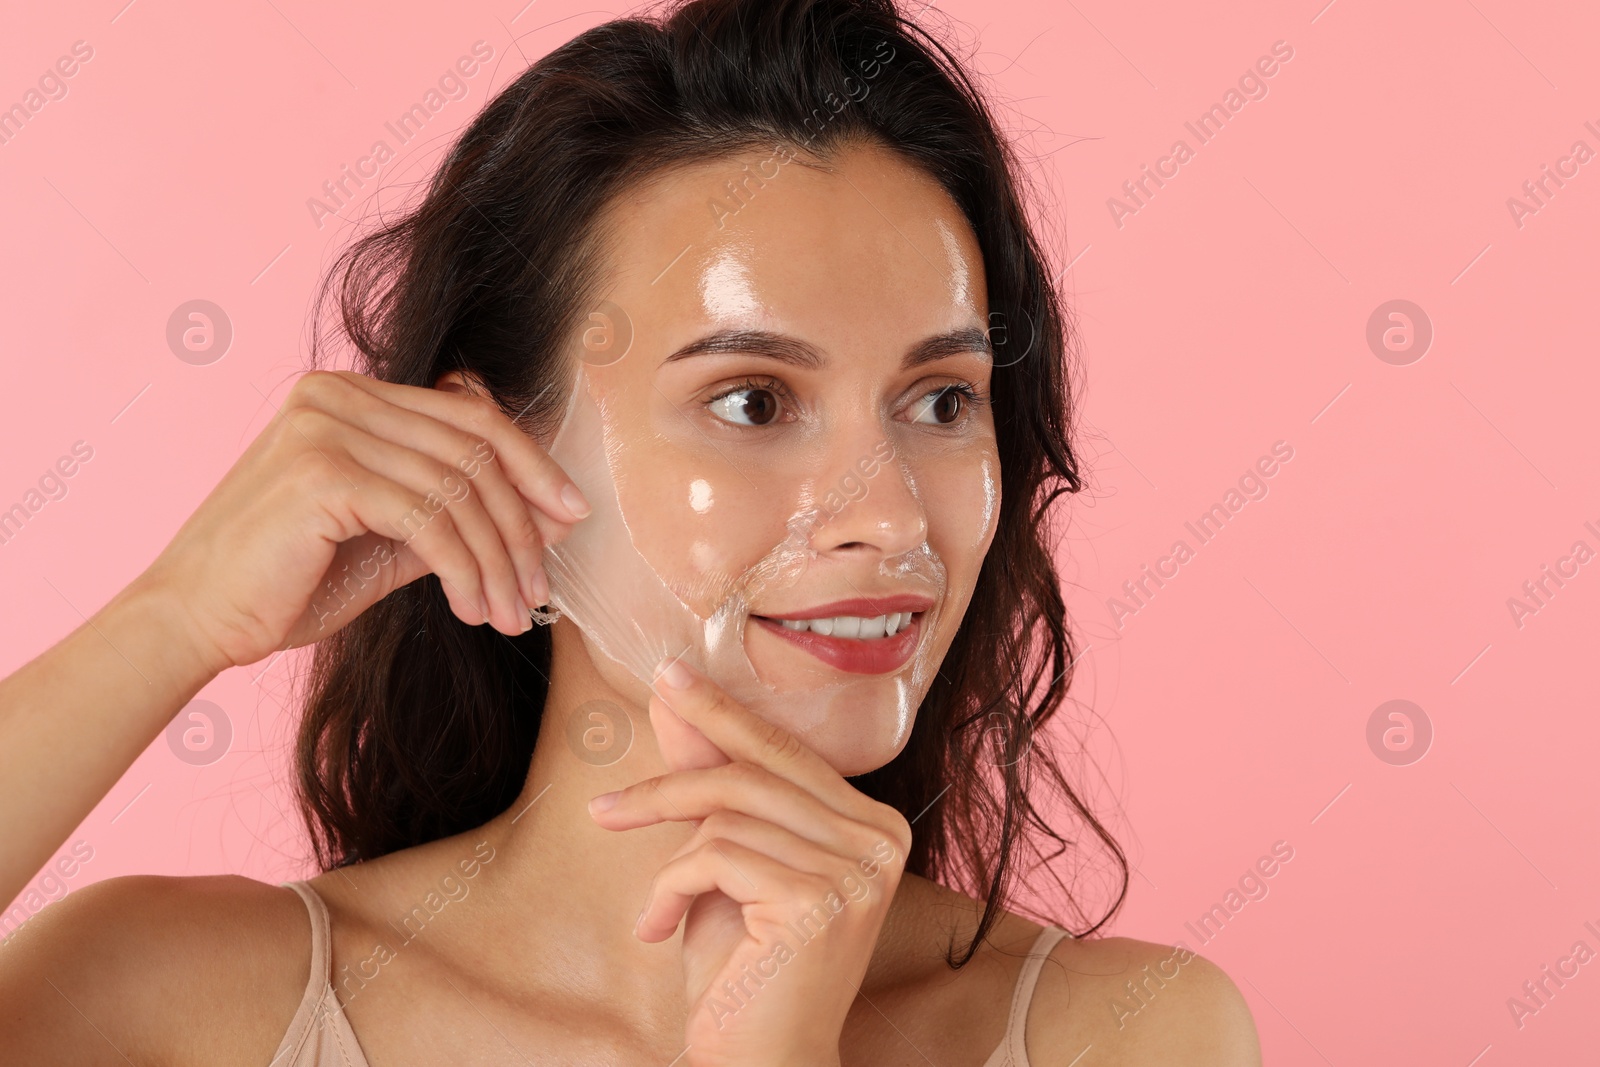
[587,656,913,1067]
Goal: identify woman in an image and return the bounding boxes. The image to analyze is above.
[0,0,1262,1062]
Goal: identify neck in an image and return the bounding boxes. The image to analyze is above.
[454,619,694,1026]
[455,619,955,1023]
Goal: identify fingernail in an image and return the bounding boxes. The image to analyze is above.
[656,657,693,690]
[530,568,550,608]
[516,597,532,632]
[561,483,592,519]
[588,791,619,814]
[478,596,492,624]
[634,906,648,935]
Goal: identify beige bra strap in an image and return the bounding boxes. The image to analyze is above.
[281,880,333,994]
[1003,926,1070,1066]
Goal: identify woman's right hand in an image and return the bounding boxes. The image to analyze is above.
[139,369,589,674]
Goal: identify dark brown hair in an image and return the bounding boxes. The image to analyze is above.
[297,0,1126,964]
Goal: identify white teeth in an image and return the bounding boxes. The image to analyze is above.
[768,612,916,640]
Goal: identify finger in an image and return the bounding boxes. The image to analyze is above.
[311,416,531,634]
[589,764,885,863]
[648,689,729,773]
[663,810,858,880]
[296,373,561,610]
[655,815,904,943]
[317,531,422,611]
[321,370,592,526]
[314,372,577,550]
[299,447,492,629]
[649,657,874,822]
[637,839,831,943]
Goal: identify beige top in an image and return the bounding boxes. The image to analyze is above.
[270,879,1069,1067]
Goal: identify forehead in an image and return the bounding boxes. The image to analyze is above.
[592,142,988,352]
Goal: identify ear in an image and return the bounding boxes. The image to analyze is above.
[434,369,492,396]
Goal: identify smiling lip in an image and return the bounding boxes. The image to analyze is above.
[750,594,935,675]
[760,595,935,620]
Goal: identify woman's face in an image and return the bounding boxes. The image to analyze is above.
[556,141,999,775]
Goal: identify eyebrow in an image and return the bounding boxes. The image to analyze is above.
[662,326,993,369]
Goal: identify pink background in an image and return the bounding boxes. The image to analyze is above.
[3,0,1596,1062]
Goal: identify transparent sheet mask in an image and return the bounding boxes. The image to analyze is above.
[536,344,997,762]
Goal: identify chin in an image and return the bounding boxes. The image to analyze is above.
[565,614,934,774]
[815,733,913,779]
[739,618,931,775]
[758,693,916,777]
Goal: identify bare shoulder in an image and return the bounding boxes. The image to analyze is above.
[0,873,312,1066]
[1026,934,1262,1066]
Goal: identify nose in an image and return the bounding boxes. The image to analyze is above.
[803,432,928,560]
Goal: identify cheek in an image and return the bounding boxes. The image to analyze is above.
[905,445,998,664]
[924,447,1000,575]
[612,454,793,614]
[975,452,1000,553]
[596,378,799,613]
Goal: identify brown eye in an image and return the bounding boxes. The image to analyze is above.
[912,386,965,425]
[709,386,782,426]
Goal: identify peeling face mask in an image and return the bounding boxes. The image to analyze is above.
[534,144,1001,775]
[540,359,972,770]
